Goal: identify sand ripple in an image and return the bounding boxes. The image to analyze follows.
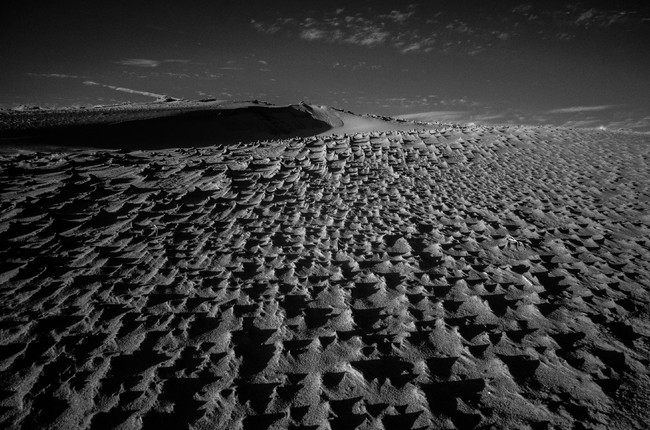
[0,125,649,429]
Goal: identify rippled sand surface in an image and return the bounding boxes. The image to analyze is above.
[0,124,649,429]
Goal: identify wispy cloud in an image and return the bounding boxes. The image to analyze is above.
[252,8,411,50]
[345,27,390,46]
[116,59,161,68]
[547,105,617,114]
[400,43,422,54]
[251,3,648,55]
[560,119,606,129]
[83,81,168,99]
[296,15,389,47]
[397,111,468,122]
[115,58,192,68]
[300,28,328,41]
[251,6,511,56]
[381,7,416,24]
[512,4,649,41]
[573,8,638,28]
[250,18,293,35]
[27,73,86,79]
[331,61,383,71]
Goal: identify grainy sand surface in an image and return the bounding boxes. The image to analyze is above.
[0,116,649,429]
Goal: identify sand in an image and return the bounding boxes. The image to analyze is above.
[0,105,649,430]
[0,101,425,152]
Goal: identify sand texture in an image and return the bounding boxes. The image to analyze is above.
[0,124,649,429]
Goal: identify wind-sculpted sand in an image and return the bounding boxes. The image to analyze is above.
[0,124,649,429]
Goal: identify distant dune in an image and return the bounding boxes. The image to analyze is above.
[0,100,426,151]
[0,102,649,430]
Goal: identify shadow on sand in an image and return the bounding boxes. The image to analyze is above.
[0,104,337,151]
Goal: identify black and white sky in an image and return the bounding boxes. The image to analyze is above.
[2,0,649,130]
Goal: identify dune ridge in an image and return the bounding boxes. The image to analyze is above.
[0,101,425,152]
[0,117,649,429]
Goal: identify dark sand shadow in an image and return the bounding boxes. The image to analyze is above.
[0,104,337,151]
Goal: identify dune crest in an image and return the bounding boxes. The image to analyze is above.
[0,101,425,151]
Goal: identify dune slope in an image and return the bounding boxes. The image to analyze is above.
[0,102,421,152]
[0,124,649,429]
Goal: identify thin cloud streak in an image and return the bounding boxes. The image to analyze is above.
[547,105,618,114]
[27,73,86,79]
[115,58,192,68]
[397,111,468,122]
[116,59,161,68]
[83,81,168,99]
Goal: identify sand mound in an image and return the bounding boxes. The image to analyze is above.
[0,101,424,152]
[0,122,649,429]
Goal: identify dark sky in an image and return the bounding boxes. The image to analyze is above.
[2,0,649,130]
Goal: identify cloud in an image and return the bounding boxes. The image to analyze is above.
[251,19,290,34]
[471,113,506,121]
[345,27,390,46]
[27,73,85,79]
[253,9,403,49]
[446,20,473,34]
[397,111,468,122]
[331,61,383,71]
[115,58,191,68]
[116,59,161,68]
[510,4,648,41]
[251,7,514,56]
[163,72,191,79]
[83,81,168,99]
[250,2,648,57]
[298,21,388,47]
[300,28,328,41]
[559,119,608,129]
[547,105,617,114]
[381,7,416,24]
[400,43,421,53]
[251,3,648,57]
[573,8,634,28]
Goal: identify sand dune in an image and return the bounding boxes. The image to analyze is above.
[0,101,424,152]
[0,107,649,429]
